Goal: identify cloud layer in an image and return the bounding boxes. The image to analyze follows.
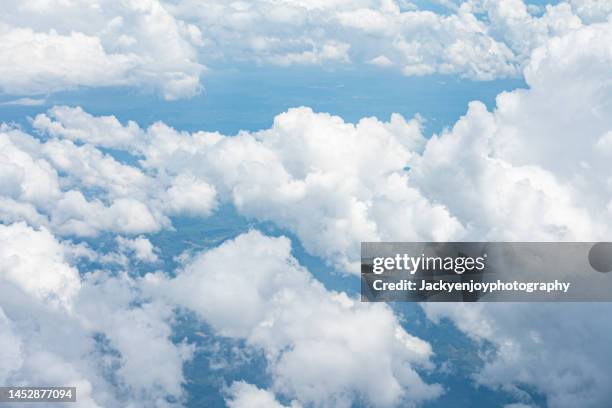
[27,18,612,271]
[148,230,442,407]
[0,3,611,407]
[0,0,204,99]
[0,222,192,407]
[0,0,609,98]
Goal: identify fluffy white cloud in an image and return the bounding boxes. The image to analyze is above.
[0,222,193,407]
[33,106,145,152]
[0,120,217,237]
[423,303,612,408]
[162,0,606,80]
[0,222,80,309]
[1,0,610,99]
[0,0,204,99]
[163,173,217,218]
[33,105,462,272]
[75,271,194,404]
[225,381,301,408]
[409,19,612,241]
[146,230,442,408]
[569,0,612,22]
[1,0,608,97]
[414,18,612,408]
[116,235,160,263]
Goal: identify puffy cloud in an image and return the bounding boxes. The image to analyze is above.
[0,216,442,407]
[0,26,136,94]
[1,0,609,98]
[265,40,351,66]
[0,222,80,309]
[32,106,145,152]
[409,20,612,241]
[163,0,604,80]
[116,235,160,263]
[423,303,612,408]
[23,13,611,265]
[225,381,300,408]
[53,193,163,236]
[146,230,442,408]
[368,55,394,67]
[33,105,461,272]
[0,222,193,407]
[163,173,217,218]
[0,120,217,237]
[29,10,612,263]
[475,0,582,61]
[0,96,47,106]
[569,0,612,22]
[414,18,612,408]
[0,0,204,99]
[75,271,194,404]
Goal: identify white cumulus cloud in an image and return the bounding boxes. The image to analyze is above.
[0,0,204,99]
[0,222,193,407]
[146,230,443,408]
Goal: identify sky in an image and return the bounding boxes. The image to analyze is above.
[1,1,612,407]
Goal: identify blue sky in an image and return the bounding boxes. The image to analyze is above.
[2,67,524,135]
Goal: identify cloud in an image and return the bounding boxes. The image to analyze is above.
[163,173,217,218]
[162,0,599,80]
[569,0,612,22]
[0,121,217,237]
[413,18,612,408]
[368,55,394,67]
[33,105,462,272]
[0,222,80,309]
[146,230,442,408]
[0,0,607,98]
[0,217,443,407]
[1,8,612,407]
[408,19,612,242]
[266,40,351,66]
[0,222,193,407]
[225,381,301,408]
[504,403,538,408]
[116,235,159,263]
[0,97,47,106]
[423,303,612,408]
[32,106,145,152]
[0,0,204,99]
